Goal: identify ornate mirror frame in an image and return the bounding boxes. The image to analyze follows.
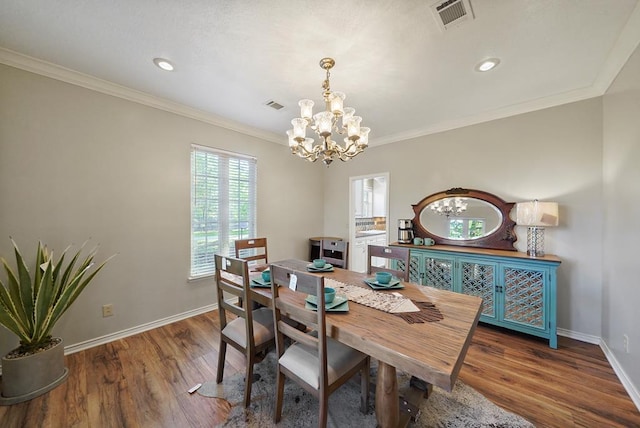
[411,188,517,251]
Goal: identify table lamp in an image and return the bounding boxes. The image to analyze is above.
[516,200,559,257]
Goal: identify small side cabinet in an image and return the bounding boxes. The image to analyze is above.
[392,243,561,348]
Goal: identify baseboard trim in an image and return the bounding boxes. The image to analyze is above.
[557,328,601,345]
[600,339,640,411]
[63,303,219,355]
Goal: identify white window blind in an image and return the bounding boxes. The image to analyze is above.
[190,144,257,278]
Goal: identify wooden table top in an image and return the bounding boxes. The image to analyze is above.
[251,259,482,392]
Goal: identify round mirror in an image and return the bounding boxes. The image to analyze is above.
[411,188,517,250]
[420,197,502,240]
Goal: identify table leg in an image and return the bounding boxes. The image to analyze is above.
[375,361,399,428]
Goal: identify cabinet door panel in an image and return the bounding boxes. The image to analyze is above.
[502,266,546,330]
[423,255,455,291]
[460,259,497,320]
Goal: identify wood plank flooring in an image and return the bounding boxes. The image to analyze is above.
[1,312,639,427]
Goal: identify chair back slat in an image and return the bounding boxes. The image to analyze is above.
[319,239,349,269]
[220,299,246,318]
[235,238,268,266]
[277,320,318,348]
[275,298,318,327]
[367,244,410,281]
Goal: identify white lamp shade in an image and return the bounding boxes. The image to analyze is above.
[313,111,333,135]
[330,92,345,114]
[516,201,559,227]
[298,99,314,119]
[291,118,307,140]
[347,116,362,138]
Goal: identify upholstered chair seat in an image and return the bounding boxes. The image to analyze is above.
[221,307,275,349]
[279,336,367,390]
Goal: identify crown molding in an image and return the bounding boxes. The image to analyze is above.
[592,1,640,94]
[371,84,602,146]
[0,48,283,145]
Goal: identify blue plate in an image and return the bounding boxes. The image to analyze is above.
[364,278,404,290]
[305,295,349,312]
[306,263,335,272]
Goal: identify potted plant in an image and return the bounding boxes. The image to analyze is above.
[0,238,112,405]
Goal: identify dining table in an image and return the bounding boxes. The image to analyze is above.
[249,259,483,428]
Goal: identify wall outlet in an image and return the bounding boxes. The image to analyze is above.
[102,304,114,317]
[623,334,629,353]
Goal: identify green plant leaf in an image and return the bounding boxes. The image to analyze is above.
[0,284,29,341]
[0,256,31,335]
[0,239,112,350]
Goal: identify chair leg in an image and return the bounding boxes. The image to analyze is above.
[244,354,254,408]
[274,369,285,423]
[318,393,328,428]
[216,340,227,383]
[360,357,370,414]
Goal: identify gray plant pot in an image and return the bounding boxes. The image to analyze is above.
[0,338,69,405]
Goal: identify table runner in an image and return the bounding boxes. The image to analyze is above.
[324,278,444,323]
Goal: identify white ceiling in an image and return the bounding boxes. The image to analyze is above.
[1,0,640,146]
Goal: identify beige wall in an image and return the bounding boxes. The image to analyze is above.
[0,64,325,357]
[323,99,605,337]
[603,42,640,391]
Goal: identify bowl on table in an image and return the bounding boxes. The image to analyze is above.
[313,259,327,268]
[375,271,392,285]
[261,270,271,282]
[324,287,336,303]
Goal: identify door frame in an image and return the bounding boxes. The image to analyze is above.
[349,172,390,270]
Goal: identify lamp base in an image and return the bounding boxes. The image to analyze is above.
[527,226,546,257]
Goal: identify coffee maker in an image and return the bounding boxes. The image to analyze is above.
[397,219,414,244]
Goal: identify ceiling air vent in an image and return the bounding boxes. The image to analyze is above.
[431,0,474,32]
[265,100,284,110]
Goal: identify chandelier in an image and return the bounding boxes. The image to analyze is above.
[430,197,468,217]
[287,58,370,166]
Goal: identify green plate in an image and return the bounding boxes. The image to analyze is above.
[250,277,271,288]
[305,295,349,311]
[306,263,335,272]
[364,278,404,290]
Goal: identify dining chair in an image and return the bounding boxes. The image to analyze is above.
[214,254,275,408]
[269,265,370,427]
[367,244,411,282]
[235,237,269,269]
[319,239,349,269]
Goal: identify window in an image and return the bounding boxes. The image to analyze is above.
[190,144,257,278]
[448,218,485,240]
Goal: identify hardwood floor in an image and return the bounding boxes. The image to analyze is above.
[1,312,639,427]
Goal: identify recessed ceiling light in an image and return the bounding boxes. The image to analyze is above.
[475,58,500,72]
[153,58,174,71]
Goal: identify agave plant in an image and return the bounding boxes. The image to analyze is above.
[0,238,112,355]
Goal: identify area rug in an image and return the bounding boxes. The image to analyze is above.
[199,353,534,428]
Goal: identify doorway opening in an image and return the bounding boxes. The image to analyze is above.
[349,173,389,272]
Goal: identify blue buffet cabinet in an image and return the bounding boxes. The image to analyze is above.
[391,243,561,348]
